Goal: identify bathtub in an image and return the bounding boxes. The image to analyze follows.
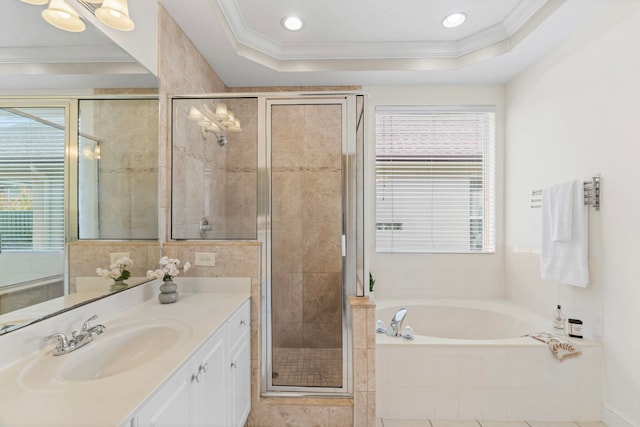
[375,299,602,422]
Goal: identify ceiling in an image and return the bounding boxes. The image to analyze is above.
[0,0,609,90]
[160,0,609,87]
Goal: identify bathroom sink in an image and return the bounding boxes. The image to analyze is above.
[19,319,192,389]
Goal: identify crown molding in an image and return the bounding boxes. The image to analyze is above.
[216,0,555,62]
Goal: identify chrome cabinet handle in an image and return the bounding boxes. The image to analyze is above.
[231,361,238,369]
[191,372,201,383]
[199,363,208,374]
[240,319,247,327]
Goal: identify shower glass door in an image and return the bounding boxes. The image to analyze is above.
[268,99,346,391]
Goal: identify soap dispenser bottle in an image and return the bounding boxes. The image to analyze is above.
[553,305,566,334]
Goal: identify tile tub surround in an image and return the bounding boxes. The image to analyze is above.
[377,421,607,427]
[376,340,602,422]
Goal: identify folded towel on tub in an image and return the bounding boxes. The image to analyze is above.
[526,332,582,361]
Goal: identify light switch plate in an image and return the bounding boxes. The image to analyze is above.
[195,252,216,266]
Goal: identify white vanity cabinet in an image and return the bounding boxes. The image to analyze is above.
[227,300,251,427]
[134,300,250,427]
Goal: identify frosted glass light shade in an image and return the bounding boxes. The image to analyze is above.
[221,112,235,127]
[227,119,242,133]
[187,107,204,121]
[214,103,229,120]
[42,0,86,32]
[21,0,49,5]
[96,0,134,31]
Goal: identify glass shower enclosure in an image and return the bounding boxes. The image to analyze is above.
[171,93,364,396]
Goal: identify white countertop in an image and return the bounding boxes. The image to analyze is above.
[0,291,250,427]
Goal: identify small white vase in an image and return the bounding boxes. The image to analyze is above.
[158,278,179,304]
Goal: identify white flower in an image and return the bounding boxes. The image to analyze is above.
[149,256,191,280]
[97,258,133,282]
[96,268,110,278]
[118,257,133,266]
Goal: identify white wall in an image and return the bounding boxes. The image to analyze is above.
[364,85,505,300]
[504,2,640,426]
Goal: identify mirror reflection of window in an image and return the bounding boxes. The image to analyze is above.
[78,99,159,240]
[0,106,65,301]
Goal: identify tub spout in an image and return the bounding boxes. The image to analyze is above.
[388,308,408,337]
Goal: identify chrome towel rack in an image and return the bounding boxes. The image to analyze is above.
[531,175,600,211]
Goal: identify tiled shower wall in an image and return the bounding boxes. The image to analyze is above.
[171,97,257,240]
[271,104,343,349]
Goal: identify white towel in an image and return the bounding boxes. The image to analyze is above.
[547,181,574,241]
[540,180,589,287]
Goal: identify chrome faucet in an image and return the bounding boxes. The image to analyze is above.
[387,308,408,337]
[44,315,106,356]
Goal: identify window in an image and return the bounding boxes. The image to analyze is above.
[0,107,66,252]
[375,106,495,253]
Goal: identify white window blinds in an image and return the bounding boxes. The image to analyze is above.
[0,107,66,252]
[375,106,495,253]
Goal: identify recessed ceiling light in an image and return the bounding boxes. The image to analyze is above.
[442,12,467,28]
[281,16,303,31]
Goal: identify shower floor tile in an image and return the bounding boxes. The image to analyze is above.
[272,347,342,388]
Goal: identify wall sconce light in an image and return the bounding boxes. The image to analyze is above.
[21,0,135,33]
[188,103,242,147]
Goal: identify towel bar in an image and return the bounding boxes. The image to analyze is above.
[530,175,600,210]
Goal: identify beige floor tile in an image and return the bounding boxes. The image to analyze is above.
[528,423,580,427]
[577,423,607,427]
[479,422,529,427]
[381,419,432,427]
[431,421,481,427]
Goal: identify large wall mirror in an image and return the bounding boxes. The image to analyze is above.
[0,97,159,335]
[171,97,258,240]
[78,98,159,240]
[0,2,160,335]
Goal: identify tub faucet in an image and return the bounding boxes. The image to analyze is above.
[388,308,408,337]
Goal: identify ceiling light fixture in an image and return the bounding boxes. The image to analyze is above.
[281,16,303,31]
[22,0,135,33]
[442,12,467,29]
[42,0,86,32]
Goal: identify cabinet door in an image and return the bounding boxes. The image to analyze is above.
[136,360,197,427]
[197,326,228,427]
[229,335,251,427]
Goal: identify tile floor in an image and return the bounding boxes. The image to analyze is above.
[376,420,608,427]
[272,347,342,387]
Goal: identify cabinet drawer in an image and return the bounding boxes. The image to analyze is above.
[227,300,250,342]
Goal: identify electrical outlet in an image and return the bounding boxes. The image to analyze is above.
[110,252,130,265]
[195,252,215,266]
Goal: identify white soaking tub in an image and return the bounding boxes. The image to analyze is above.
[375,299,603,422]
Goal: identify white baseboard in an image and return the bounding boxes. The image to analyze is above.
[603,404,635,427]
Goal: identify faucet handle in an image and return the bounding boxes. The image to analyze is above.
[81,315,99,331]
[44,333,70,351]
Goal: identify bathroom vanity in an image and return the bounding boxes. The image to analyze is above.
[0,280,251,427]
